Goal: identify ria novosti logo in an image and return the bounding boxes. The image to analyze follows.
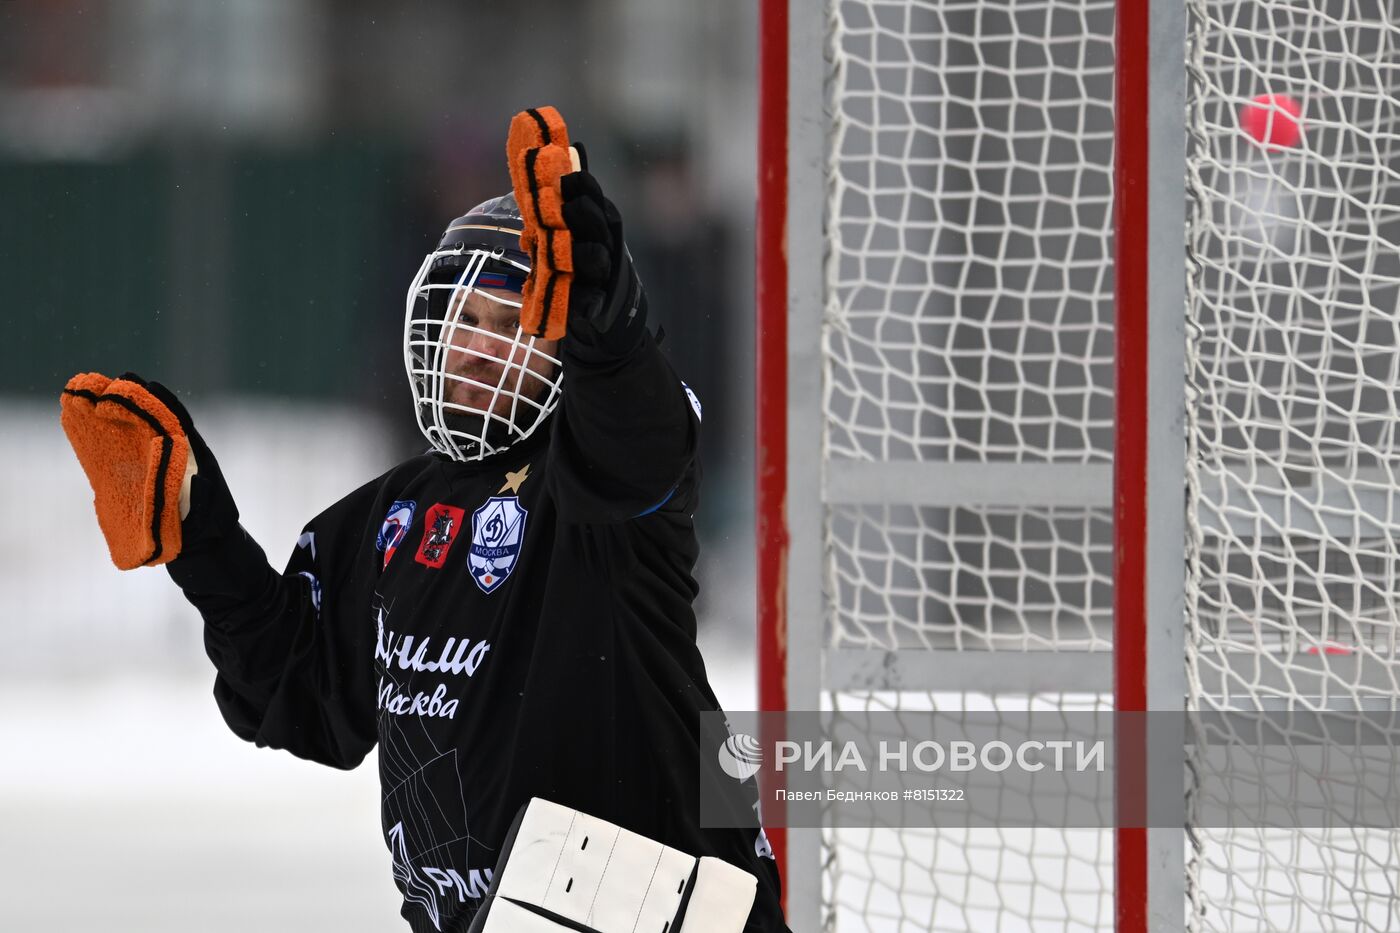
[718,733,763,781]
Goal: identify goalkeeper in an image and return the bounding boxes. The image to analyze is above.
[61,110,788,933]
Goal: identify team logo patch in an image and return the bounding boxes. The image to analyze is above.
[377,500,416,569]
[415,503,466,569]
[468,496,528,594]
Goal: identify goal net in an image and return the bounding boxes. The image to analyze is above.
[1183,0,1400,929]
[758,0,1400,930]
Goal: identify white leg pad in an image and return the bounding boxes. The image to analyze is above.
[676,857,758,933]
[474,798,756,933]
[477,896,580,933]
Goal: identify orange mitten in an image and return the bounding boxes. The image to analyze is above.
[507,106,578,340]
[60,372,191,569]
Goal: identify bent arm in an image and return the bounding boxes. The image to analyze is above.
[166,487,380,769]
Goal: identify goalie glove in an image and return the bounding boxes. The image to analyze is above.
[507,105,576,341]
[60,372,236,570]
[507,106,647,359]
[559,166,649,361]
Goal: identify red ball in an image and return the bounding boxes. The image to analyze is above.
[1241,94,1303,148]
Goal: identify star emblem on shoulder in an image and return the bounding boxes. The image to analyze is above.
[498,463,531,495]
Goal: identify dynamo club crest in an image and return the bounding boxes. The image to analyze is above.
[468,496,528,594]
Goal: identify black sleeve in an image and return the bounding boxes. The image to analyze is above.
[165,480,382,770]
[548,327,701,524]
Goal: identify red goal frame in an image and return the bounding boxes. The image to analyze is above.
[754,1,1166,930]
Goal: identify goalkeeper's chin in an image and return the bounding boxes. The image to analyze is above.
[440,407,541,456]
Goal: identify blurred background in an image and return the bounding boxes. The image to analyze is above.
[0,2,758,929]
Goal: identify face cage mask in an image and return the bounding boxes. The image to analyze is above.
[403,246,564,462]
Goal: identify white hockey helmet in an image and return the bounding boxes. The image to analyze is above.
[403,193,563,461]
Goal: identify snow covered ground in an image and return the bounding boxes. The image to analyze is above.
[0,644,756,932]
[0,677,399,931]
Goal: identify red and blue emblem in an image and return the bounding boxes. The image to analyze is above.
[377,499,416,570]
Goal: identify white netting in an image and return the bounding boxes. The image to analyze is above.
[828,504,1113,652]
[823,0,1117,929]
[824,825,1113,933]
[818,0,1400,929]
[822,692,1113,933]
[826,0,1117,465]
[1184,1,1400,930]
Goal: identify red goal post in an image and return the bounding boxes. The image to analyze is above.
[757,1,1400,931]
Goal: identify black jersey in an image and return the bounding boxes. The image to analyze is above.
[166,329,788,933]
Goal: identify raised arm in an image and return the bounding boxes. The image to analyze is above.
[546,168,701,523]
